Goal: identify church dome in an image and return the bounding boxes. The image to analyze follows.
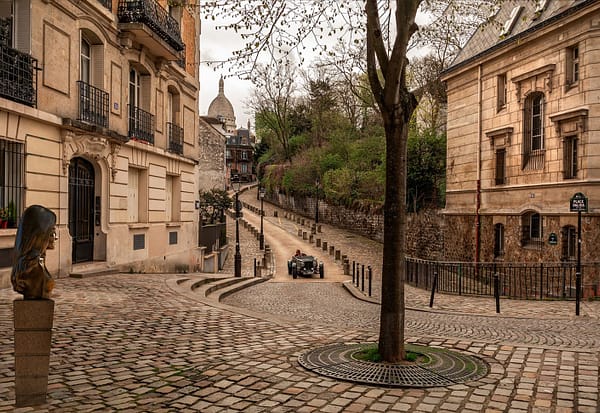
[207,76,236,132]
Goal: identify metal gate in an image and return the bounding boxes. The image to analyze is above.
[68,157,95,263]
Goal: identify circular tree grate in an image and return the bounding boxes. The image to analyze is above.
[298,343,489,388]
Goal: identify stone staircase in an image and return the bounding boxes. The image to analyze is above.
[69,262,120,278]
[172,274,267,302]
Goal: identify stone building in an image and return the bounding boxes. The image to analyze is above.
[0,0,203,287]
[442,0,599,276]
[206,77,255,184]
[198,116,227,192]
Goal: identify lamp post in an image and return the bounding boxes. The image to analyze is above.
[315,177,320,225]
[259,185,265,250]
[232,177,242,277]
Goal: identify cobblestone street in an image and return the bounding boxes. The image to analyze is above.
[0,186,599,412]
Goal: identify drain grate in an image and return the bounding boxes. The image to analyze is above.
[298,343,489,388]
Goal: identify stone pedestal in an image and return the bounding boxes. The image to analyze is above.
[13,299,54,407]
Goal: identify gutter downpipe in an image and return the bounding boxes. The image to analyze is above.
[475,64,482,266]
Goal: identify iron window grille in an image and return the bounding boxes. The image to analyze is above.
[563,136,578,179]
[117,0,184,52]
[99,0,112,10]
[0,139,24,229]
[167,122,183,155]
[128,104,155,144]
[77,81,109,128]
[0,41,38,107]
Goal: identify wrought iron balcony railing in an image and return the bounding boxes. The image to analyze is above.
[0,43,38,107]
[176,45,185,70]
[77,81,109,128]
[167,122,183,155]
[117,0,184,52]
[128,105,155,144]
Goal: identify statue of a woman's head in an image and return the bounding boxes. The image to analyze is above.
[14,205,57,259]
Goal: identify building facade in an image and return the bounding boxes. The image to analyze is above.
[0,0,202,286]
[442,0,599,292]
[226,127,255,183]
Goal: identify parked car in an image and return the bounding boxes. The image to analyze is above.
[287,254,324,279]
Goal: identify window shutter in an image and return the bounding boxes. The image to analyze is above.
[13,0,30,53]
[91,44,104,89]
[140,75,151,112]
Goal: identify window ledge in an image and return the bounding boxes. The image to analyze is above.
[128,223,150,230]
[166,222,182,227]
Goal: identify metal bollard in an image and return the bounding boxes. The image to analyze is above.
[322,241,328,251]
[494,273,500,314]
[429,272,438,308]
[361,264,365,292]
[316,238,321,248]
[352,261,355,284]
[368,266,372,297]
[254,258,257,278]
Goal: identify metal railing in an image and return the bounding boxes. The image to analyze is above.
[98,0,112,10]
[0,139,24,229]
[0,43,38,107]
[117,0,184,52]
[128,105,154,144]
[167,122,183,155]
[406,258,600,300]
[77,81,109,128]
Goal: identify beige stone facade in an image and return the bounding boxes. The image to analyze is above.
[0,0,203,287]
[442,0,599,290]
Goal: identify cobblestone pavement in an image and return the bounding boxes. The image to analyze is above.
[0,186,599,412]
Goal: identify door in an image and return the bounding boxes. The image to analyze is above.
[69,157,95,263]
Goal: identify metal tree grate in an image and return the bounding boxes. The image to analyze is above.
[298,343,489,388]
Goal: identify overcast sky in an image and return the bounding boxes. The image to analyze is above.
[199,9,432,132]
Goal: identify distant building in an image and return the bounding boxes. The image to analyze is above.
[442,0,599,289]
[198,116,227,191]
[206,77,255,184]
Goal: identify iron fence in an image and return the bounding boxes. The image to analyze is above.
[77,81,109,128]
[0,43,38,107]
[117,0,184,51]
[406,258,600,300]
[128,104,154,144]
[0,139,24,229]
[167,122,183,155]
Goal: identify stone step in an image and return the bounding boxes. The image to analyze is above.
[205,276,267,301]
[69,262,119,279]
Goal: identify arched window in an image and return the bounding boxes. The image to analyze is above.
[521,211,542,246]
[522,92,545,169]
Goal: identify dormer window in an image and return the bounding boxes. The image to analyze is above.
[500,6,522,38]
[535,0,549,15]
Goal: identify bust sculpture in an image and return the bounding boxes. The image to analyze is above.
[11,205,57,300]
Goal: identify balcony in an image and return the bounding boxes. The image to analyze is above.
[98,0,112,11]
[167,122,183,155]
[77,81,109,128]
[118,0,184,60]
[0,43,38,107]
[128,105,154,144]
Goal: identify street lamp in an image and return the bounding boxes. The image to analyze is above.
[315,177,320,225]
[259,185,265,250]
[232,177,242,277]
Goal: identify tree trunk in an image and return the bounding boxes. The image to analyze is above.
[378,107,411,362]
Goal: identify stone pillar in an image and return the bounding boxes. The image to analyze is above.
[14,299,54,407]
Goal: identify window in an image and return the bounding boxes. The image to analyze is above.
[499,6,522,38]
[566,45,579,87]
[522,92,545,169]
[0,139,24,228]
[495,148,506,185]
[0,0,30,52]
[563,136,578,179]
[241,163,248,173]
[561,226,577,261]
[128,66,153,143]
[165,175,181,222]
[241,151,248,160]
[80,37,91,84]
[128,167,148,223]
[521,212,542,246]
[497,73,507,110]
[493,223,504,258]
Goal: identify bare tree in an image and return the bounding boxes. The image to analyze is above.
[249,63,298,162]
[202,0,490,362]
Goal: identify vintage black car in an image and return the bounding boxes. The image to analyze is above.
[287,255,324,279]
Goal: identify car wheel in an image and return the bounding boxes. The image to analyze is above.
[319,263,324,278]
[287,260,292,275]
[292,265,297,279]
